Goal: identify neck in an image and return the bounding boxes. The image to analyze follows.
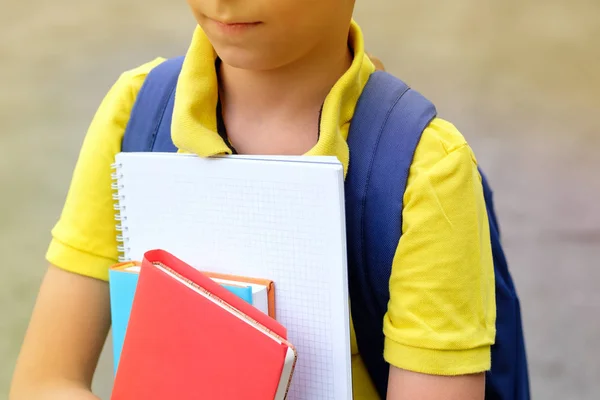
[218,34,353,120]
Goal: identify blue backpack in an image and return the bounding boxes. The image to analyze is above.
[121,56,530,399]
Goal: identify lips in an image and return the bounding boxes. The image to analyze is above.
[218,21,261,27]
[217,20,259,25]
[209,18,262,35]
[207,15,260,25]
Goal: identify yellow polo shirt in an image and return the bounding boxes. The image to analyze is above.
[47,21,495,399]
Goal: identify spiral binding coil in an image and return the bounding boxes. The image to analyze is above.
[111,162,130,262]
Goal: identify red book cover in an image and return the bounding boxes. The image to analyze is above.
[111,249,297,400]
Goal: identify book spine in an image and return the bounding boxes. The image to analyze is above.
[111,161,130,262]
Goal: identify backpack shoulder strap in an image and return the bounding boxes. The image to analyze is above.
[345,70,437,397]
[121,56,184,153]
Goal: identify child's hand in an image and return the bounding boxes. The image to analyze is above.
[367,52,386,71]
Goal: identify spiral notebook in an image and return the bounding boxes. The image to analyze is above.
[111,152,352,400]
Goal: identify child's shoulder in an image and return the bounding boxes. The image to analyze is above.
[88,57,169,134]
[422,117,470,155]
[411,116,479,174]
[111,57,167,97]
[119,57,167,81]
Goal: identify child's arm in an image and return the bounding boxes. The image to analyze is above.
[10,57,166,399]
[9,265,109,400]
[382,119,495,399]
[387,367,485,400]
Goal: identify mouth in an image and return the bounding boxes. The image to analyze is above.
[207,16,262,33]
[217,20,261,26]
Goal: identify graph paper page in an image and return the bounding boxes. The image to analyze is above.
[113,152,352,399]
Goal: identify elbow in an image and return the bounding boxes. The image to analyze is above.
[9,377,97,400]
[9,369,47,400]
[10,370,63,400]
[9,376,33,400]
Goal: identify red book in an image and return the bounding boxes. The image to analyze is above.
[111,249,297,400]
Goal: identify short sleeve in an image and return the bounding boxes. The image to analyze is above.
[382,118,497,376]
[46,58,165,281]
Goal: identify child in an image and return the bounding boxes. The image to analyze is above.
[10,1,496,399]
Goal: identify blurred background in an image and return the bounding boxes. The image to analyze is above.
[1,0,598,399]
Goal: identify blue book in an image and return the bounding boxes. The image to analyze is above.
[108,262,253,373]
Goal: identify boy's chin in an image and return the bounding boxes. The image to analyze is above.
[214,46,294,72]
